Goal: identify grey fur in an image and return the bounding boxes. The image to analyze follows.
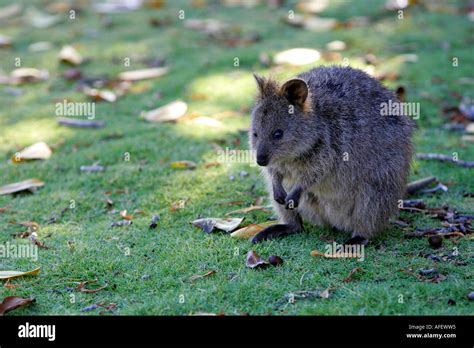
[249,66,415,242]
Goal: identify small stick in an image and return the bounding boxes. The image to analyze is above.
[416,153,474,168]
[406,176,436,195]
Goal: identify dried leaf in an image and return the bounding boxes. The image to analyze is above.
[0,296,34,315]
[170,199,188,211]
[343,267,362,283]
[59,45,83,65]
[0,267,40,280]
[0,178,45,195]
[12,142,52,163]
[273,48,320,66]
[141,100,187,123]
[83,87,117,102]
[192,217,244,233]
[8,68,49,85]
[189,270,216,282]
[170,160,197,169]
[230,221,277,239]
[119,67,169,81]
[245,250,269,269]
[76,280,108,293]
[119,210,133,220]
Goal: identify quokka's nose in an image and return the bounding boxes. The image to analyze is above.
[256,154,269,166]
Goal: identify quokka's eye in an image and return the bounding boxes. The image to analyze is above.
[253,132,258,137]
[272,129,283,140]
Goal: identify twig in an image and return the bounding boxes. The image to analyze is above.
[406,176,436,195]
[416,153,474,168]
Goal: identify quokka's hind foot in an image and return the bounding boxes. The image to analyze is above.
[343,235,369,245]
[251,223,303,244]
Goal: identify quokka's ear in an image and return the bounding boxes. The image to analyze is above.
[253,73,265,93]
[280,78,309,109]
[253,73,278,98]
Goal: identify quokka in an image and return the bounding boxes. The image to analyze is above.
[249,66,414,244]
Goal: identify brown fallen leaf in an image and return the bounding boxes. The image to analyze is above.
[29,232,48,249]
[170,160,197,169]
[76,280,108,293]
[4,279,20,289]
[141,100,188,123]
[119,67,169,81]
[230,221,278,239]
[204,161,221,168]
[0,267,40,280]
[0,296,34,315]
[119,210,133,220]
[225,205,272,216]
[12,142,52,163]
[343,267,362,283]
[189,270,216,282]
[59,45,83,65]
[0,178,45,196]
[192,217,244,233]
[246,250,269,269]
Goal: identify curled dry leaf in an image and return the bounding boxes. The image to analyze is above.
[0,296,34,315]
[141,100,188,123]
[343,267,362,283]
[76,280,108,293]
[59,45,83,65]
[170,160,197,169]
[230,221,278,239]
[192,217,244,233]
[0,178,45,196]
[119,67,169,81]
[0,267,40,280]
[12,142,52,163]
[245,250,269,269]
[29,232,48,249]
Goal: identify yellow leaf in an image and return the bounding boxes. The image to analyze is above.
[230,221,277,239]
[0,267,40,280]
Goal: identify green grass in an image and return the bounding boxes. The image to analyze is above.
[0,0,472,315]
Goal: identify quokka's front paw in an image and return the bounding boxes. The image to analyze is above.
[274,192,286,205]
[273,186,287,205]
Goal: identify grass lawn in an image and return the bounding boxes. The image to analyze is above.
[0,0,473,315]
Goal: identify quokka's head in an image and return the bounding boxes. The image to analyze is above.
[250,74,316,167]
